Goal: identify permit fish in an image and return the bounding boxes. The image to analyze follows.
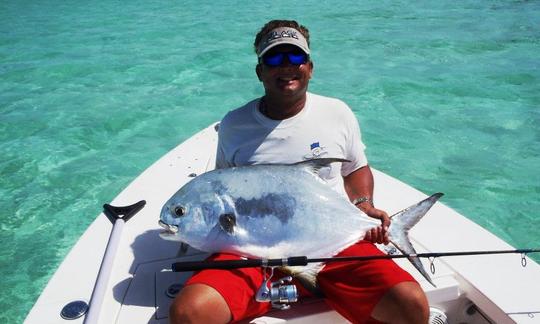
[159,158,442,288]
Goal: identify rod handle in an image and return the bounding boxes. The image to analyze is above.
[172,256,308,272]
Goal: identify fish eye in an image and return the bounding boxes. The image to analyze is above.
[173,206,186,218]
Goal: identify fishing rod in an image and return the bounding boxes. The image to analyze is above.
[171,248,540,309]
[171,248,540,272]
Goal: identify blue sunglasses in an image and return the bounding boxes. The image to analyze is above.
[261,51,309,67]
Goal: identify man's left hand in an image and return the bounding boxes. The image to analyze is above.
[361,206,390,245]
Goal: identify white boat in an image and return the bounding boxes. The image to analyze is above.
[25,123,540,324]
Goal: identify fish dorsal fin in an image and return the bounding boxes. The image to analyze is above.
[294,158,350,176]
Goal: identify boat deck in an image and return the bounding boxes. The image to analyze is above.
[25,123,540,324]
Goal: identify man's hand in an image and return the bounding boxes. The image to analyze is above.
[343,165,390,245]
[361,206,390,245]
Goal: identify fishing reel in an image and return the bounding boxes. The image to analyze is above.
[255,267,298,310]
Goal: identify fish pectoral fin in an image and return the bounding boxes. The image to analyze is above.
[219,213,236,234]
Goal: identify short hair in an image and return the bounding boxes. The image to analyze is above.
[254,20,310,54]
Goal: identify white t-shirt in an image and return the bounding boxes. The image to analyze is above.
[216,92,368,195]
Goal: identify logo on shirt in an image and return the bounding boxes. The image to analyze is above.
[303,142,328,159]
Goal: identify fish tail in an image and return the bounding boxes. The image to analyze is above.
[388,193,443,287]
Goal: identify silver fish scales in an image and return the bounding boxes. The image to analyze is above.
[159,158,442,286]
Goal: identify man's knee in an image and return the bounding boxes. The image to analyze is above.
[406,284,429,313]
[372,282,429,324]
[395,282,429,323]
[169,295,203,323]
[169,284,231,324]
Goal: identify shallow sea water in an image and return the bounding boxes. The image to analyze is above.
[1,1,539,322]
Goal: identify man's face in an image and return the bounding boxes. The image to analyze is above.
[256,45,313,99]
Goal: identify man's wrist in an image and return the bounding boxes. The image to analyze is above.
[352,196,374,212]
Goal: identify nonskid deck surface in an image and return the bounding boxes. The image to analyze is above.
[25,124,540,324]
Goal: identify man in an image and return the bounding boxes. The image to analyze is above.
[170,20,429,324]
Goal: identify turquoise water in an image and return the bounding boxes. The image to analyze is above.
[1,1,539,322]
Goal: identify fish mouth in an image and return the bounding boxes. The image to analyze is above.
[158,220,182,242]
[158,219,179,234]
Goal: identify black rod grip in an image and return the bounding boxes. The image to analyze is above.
[172,256,309,272]
[283,256,308,266]
[172,259,263,272]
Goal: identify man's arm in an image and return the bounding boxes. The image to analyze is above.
[343,165,390,244]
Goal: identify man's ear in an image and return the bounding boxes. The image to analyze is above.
[256,64,262,81]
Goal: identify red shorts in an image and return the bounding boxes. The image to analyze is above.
[186,241,416,323]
